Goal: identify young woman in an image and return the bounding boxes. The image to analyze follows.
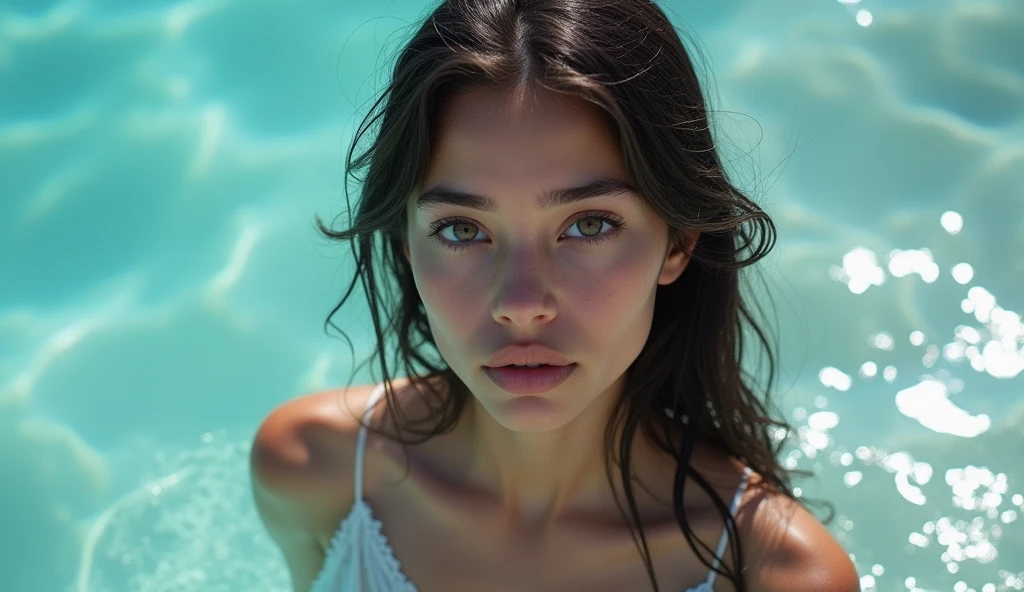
[251,0,860,590]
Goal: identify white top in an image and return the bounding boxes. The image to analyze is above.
[310,383,752,592]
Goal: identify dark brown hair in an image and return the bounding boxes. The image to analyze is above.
[317,1,806,589]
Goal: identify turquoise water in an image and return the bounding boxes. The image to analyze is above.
[1,0,1021,590]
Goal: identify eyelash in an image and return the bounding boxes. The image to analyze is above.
[426,212,626,252]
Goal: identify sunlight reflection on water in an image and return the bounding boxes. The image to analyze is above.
[796,209,1023,591]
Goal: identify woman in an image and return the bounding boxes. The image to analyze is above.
[251,0,860,590]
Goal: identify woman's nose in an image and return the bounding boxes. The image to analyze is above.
[490,250,557,327]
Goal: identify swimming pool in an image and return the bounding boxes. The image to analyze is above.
[1,0,1021,590]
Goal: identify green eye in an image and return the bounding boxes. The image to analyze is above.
[571,216,606,238]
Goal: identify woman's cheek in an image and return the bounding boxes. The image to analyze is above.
[413,248,484,314]
[562,241,655,297]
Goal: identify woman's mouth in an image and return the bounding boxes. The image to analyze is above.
[482,363,577,394]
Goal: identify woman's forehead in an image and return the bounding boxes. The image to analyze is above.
[425,87,627,189]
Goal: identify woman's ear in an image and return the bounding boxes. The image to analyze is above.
[403,240,411,262]
[658,230,699,286]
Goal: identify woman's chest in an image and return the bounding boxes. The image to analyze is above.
[360,486,729,592]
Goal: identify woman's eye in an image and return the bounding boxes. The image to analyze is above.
[439,221,486,243]
[565,216,611,239]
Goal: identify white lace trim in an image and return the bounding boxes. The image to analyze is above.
[310,499,418,592]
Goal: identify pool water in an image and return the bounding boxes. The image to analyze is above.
[1,0,1021,591]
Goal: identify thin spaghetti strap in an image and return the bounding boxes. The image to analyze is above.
[704,466,753,588]
[353,382,388,501]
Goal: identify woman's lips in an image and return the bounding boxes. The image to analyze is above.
[482,363,577,394]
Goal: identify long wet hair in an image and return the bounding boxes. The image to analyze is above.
[317,1,806,590]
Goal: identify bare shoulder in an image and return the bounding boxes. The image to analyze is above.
[248,382,386,590]
[734,472,860,592]
[250,375,438,507]
[250,383,381,506]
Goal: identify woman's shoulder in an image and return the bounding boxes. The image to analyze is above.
[733,470,861,592]
[249,382,400,588]
[250,375,448,504]
[251,384,376,483]
[249,381,400,531]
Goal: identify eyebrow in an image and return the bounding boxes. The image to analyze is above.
[415,177,638,212]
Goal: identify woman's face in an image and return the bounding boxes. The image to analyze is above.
[404,87,690,431]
